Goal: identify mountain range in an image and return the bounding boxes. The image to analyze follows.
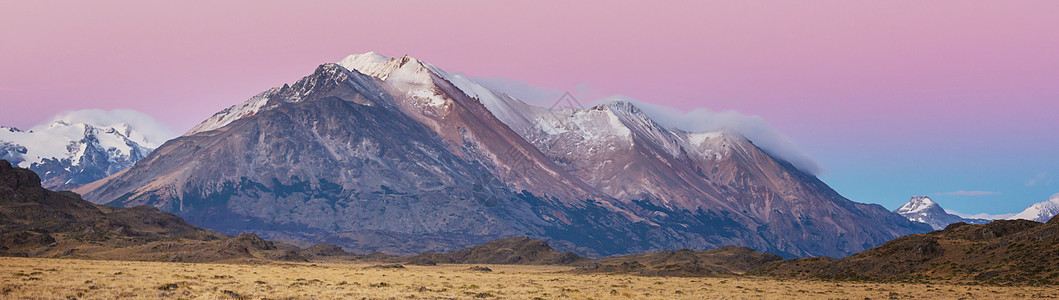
[75,53,940,258]
[72,52,931,258]
[893,195,1059,230]
[0,120,156,191]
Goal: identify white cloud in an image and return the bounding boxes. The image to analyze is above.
[1026,172,1051,186]
[944,209,1016,220]
[933,190,1000,196]
[32,109,176,148]
[591,96,824,175]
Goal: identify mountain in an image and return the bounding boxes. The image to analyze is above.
[77,52,929,258]
[892,196,989,230]
[750,216,1059,285]
[1008,194,1059,222]
[0,120,156,191]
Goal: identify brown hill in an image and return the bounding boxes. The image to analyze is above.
[574,246,783,277]
[407,237,585,265]
[0,160,322,263]
[750,217,1059,285]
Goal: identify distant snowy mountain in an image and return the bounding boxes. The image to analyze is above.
[893,196,989,230]
[0,119,159,190]
[1009,194,1059,222]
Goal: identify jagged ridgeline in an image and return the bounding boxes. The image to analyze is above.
[76,52,930,258]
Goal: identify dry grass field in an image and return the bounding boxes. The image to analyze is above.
[1,257,1057,299]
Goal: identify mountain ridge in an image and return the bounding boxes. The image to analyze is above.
[76,52,930,258]
[0,120,155,191]
[1008,194,1059,222]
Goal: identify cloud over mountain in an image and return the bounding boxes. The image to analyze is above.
[474,77,823,175]
[34,109,175,148]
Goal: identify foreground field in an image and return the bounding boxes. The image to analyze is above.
[1,257,1057,299]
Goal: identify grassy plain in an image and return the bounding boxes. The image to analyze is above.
[1,257,1056,299]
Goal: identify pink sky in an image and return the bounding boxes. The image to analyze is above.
[2,1,1058,212]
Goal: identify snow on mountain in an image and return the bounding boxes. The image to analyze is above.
[893,196,990,230]
[186,89,276,135]
[1009,194,1059,222]
[79,51,930,258]
[0,110,167,190]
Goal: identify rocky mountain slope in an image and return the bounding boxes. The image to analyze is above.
[0,160,326,263]
[750,216,1059,285]
[1009,194,1059,222]
[77,52,929,258]
[893,196,989,230]
[0,121,154,191]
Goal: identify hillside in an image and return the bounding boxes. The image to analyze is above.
[407,237,585,265]
[750,217,1059,285]
[574,246,783,277]
[0,160,330,263]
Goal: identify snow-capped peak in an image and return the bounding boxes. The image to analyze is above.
[893,196,990,230]
[337,52,429,81]
[1,116,157,189]
[1,121,150,168]
[336,52,446,109]
[896,196,938,215]
[1009,194,1059,223]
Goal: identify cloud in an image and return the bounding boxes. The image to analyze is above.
[933,190,1000,196]
[475,77,824,175]
[473,76,567,107]
[594,96,825,175]
[31,109,176,148]
[944,209,1016,220]
[1026,172,1051,186]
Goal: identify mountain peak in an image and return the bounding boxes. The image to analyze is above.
[897,196,938,214]
[337,51,429,81]
[1009,193,1059,222]
[894,196,989,230]
[1,117,155,190]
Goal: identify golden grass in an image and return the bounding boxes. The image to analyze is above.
[1,257,1056,299]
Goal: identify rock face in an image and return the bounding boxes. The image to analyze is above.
[893,196,989,230]
[77,52,930,258]
[751,216,1059,285]
[1008,194,1059,222]
[0,121,155,191]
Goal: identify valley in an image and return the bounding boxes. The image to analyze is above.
[5,257,1056,299]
